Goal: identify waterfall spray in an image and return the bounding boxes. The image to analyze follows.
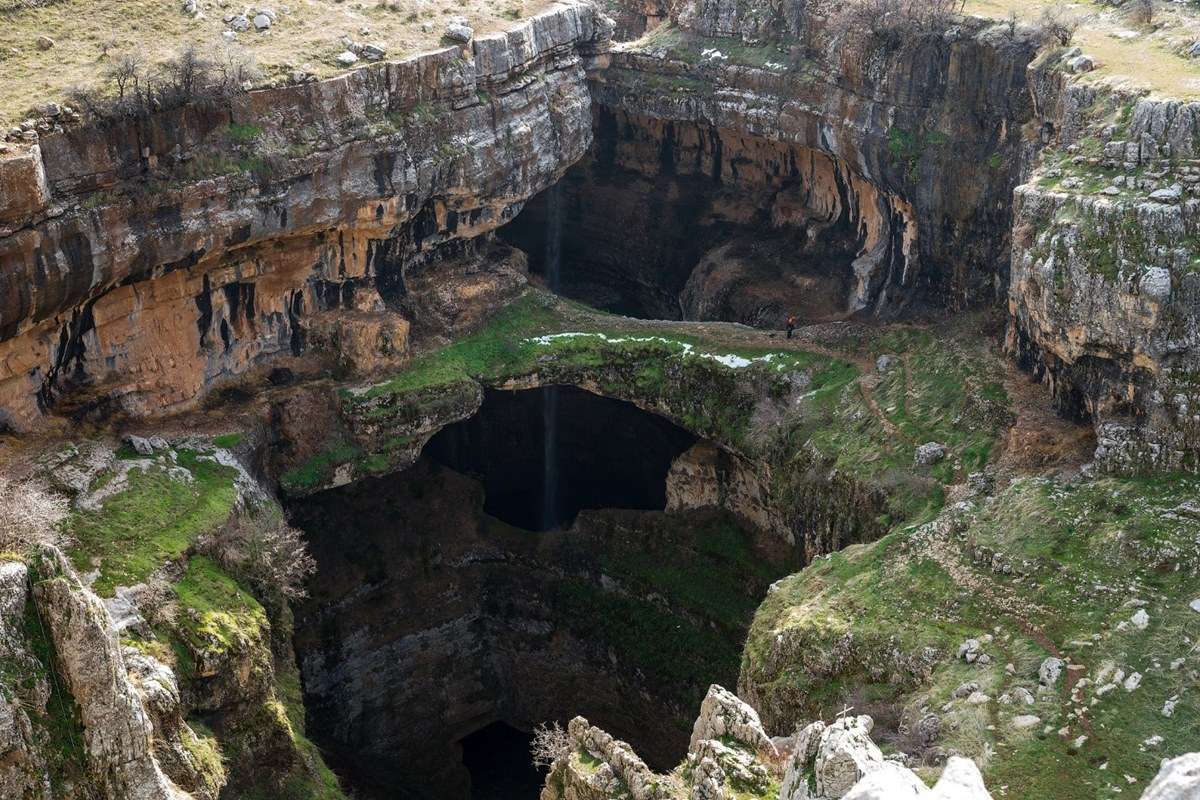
[542,184,564,530]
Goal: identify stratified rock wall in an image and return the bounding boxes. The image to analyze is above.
[0,2,611,431]
[531,1,1042,319]
[1007,58,1200,472]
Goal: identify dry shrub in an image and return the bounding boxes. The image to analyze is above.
[530,721,570,768]
[200,512,315,601]
[67,45,259,124]
[824,0,966,41]
[0,476,68,556]
[1037,5,1077,45]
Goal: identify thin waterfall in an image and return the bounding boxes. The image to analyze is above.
[542,184,564,530]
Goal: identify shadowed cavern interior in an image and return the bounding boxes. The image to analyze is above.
[498,109,912,325]
[423,386,698,530]
[288,387,799,799]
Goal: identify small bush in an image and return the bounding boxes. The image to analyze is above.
[530,721,570,768]
[199,512,315,601]
[0,477,68,556]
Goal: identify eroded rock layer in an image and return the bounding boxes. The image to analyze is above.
[0,2,612,431]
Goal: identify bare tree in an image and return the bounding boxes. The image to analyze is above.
[200,511,315,601]
[0,477,68,555]
[1037,5,1076,45]
[106,54,144,100]
[530,722,570,768]
[1129,0,1154,26]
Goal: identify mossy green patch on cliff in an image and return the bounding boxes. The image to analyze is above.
[741,472,1200,798]
[67,449,239,596]
[172,555,269,662]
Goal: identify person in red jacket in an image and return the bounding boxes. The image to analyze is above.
[785,314,797,339]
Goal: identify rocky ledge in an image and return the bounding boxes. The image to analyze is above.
[1008,63,1200,473]
[541,684,1200,800]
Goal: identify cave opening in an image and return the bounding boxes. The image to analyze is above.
[423,386,697,531]
[461,722,545,800]
[498,108,909,326]
[289,385,798,800]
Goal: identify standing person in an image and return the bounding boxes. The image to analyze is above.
[785,314,797,340]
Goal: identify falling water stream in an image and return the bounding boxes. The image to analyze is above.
[541,183,564,530]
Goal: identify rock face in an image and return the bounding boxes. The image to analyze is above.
[503,1,1042,322]
[1007,66,1200,472]
[27,546,191,800]
[0,2,612,431]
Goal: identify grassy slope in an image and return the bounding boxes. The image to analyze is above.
[744,473,1200,799]
[0,0,553,125]
[68,448,239,597]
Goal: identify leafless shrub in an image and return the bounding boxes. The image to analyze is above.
[530,721,570,768]
[1128,0,1154,26]
[747,397,790,452]
[824,0,967,43]
[1036,5,1076,45]
[200,511,315,601]
[0,476,68,555]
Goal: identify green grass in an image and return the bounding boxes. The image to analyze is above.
[171,555,268,660]
[742,471,1200,799]
[68,449,239,596]
[213,432,244,449]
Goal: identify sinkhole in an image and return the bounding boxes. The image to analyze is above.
[288,386,800,800]
[498,110,912,325]
[423,386,697,531]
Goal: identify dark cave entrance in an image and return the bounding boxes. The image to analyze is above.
[461,722,544,800]
[423,386,697,531]
[289,385,798,800]
[497,108,898,326]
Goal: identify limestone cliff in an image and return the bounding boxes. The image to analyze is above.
[1007,60,1200,472]
[0,2,612,432]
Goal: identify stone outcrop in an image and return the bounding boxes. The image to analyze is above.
[1007,71,1200,472]
[689,684,777,757]
[0,560,51,800]
[541,694,1006,800]
[0,2,613,431]
[28,545,190,800]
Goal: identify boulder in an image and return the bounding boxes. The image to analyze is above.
[689,684,777,756]
[336,50,359,66]
[445,20,474,42]
[843,761,929,799]
[929,756,992,799]
[915,442,947,466]
[361,43,387,60]
[253,13,272,30]
[1039,656,1065,687]
[1140,753,1200,800]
